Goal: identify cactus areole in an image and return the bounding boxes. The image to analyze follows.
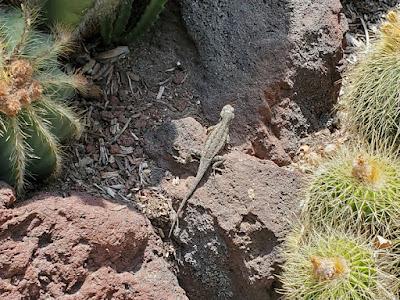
[310,256,349,281]
[0,7,83,194]
[0,59,43,116]
[351,155,383,186]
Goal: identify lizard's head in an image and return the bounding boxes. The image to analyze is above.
[220,104,235,121]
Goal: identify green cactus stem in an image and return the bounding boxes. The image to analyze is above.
[35,0,166,44]
[98,0,167,44]
[45,0,95,29]
[121,0,167,44]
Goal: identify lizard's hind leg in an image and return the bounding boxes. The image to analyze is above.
[212,156,225,175]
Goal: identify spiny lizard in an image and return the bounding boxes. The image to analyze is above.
[168,104,235,237]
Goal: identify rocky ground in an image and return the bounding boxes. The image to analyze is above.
[1,0,399,299]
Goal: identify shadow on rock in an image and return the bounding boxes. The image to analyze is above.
[178,0,347,164]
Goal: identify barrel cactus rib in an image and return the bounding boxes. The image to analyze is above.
[0,116,28,190]
[34,97,82,142]
[28,31,72,69]
[0,7,28,55]
[24,106,62,178]
[0,6,83,193]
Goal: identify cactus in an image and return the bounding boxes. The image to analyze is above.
[45,0,95,29]
[5,0,96,31]
[120,0,167,44]
[303,145,400,236]
[342,10,400,150]
[279,227,398,299]
[0,6,84,193]
[100,0,167,44]
[40,0,166,44]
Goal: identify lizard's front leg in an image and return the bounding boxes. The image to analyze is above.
[172,147,201,164]
[190,149,202,160]
[171,145,191,164]
[206,124,216,135]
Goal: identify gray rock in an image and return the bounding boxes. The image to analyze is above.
[148,116,304,299]
[162,150,304,299]
[180,0,347,164]
[140,0,345,297]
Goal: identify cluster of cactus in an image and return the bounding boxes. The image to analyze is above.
[0,6,84,193]
[280,10,400,299]
[0,0,172,296]
[0,0,165,195]
[342,11,400,150]
[280,145,400,298]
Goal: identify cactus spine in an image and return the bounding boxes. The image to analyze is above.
[0,6,84,193]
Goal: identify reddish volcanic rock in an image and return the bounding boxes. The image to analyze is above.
[0,181,16,208]
[0,194,187,300]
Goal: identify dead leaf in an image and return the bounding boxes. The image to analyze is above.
[373,235,392,249]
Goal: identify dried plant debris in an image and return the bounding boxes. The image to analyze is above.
[288,129,348,173]
[46,41,198,224]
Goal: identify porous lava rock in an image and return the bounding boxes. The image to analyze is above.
[124,0,346,165]
[0,193,187,300]
[164,150,303,299]
[0,181,16,208]
[145,117,304,299]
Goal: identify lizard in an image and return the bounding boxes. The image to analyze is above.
[168,104,235,237]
